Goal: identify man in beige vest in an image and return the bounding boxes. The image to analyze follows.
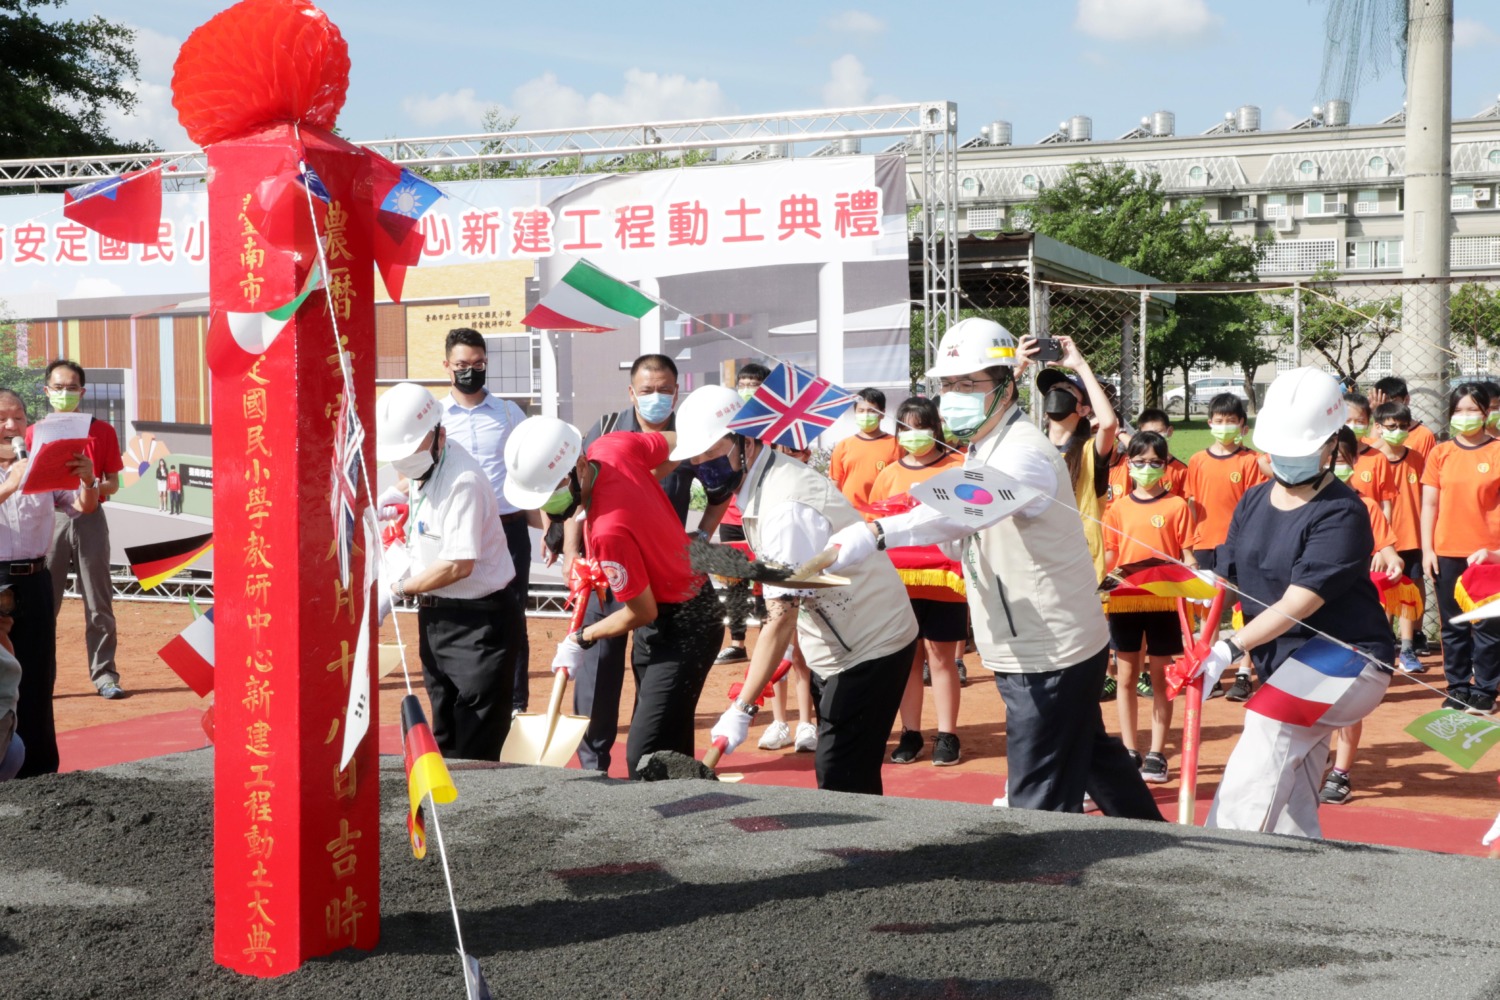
[671,385,919,795]
[829,318,1162,819]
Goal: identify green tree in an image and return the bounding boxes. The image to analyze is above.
[0,0,150,158]
[0,317,46,413]
[1023,161,1269,417]
[1264,266,1401,385]
[1450,281,1500,352]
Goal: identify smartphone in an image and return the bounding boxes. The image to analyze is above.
[1033,337,1063,364]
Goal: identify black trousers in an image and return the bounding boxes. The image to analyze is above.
[808,638,918,795]
[417,589,516,761]
[501,516,532,712]
[1436,555,1500,698]
[574,588,627,772]
[6,567,57,778]
[626,584,723,778]
[994,646,1164,819]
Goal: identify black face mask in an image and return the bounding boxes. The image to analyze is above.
[697,438,747,505]
[452,367,485,395]
[1043,388,1078,419]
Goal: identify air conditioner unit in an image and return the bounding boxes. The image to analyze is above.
[1263,203,1287,220]
[1229,208,1257,221]
[1477,187,1492,202]
[1275,214,1295,232]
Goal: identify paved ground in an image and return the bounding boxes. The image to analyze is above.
[1,751,1497,999]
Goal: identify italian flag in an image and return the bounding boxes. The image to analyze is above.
[224,264,326,355]
[522,260,657,332]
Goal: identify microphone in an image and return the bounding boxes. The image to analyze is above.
[9,437,25,460]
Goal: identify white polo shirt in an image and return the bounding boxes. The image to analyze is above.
[407,441,514,599]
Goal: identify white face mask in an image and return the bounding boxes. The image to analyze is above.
[392,449,435,480]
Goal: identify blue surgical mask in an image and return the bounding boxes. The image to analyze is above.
[635,391,674,425]
[1269,452,1327,488]
[694,449,745,504]
[938,391,996,438]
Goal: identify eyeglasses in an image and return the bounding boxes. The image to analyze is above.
[450,362,487,372]
[1379,422,1410,431]
[1128,460,1165,469]
[937,377,997,393]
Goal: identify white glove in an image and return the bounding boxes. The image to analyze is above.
[551,634,587,678]
[1193,569,1218,589]
[710,703,754,755]
[828,521,879,573]
[1198,641,1236,705]
[378,503,405,521]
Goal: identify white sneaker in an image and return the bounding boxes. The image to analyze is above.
[757,721,792,750]
[794,721,818,752]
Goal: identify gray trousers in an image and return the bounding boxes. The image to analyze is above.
[48,507,118,689]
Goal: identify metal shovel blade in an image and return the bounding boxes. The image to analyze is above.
[500,671,590,767]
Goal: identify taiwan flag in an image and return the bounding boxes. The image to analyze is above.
[1244,637,1368,727]
[368,156,442,302]
[62,162,163,245]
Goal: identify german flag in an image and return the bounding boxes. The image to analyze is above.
[401,695,457,860]
[1103,559,1218,613]
[1456,564,1500,614]
[126,533,213,590]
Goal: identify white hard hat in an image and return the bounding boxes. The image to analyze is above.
[502,416,583,510]
[925,318,1019,379]
[669,385,744,461]
[1253,367,1346,457]
[375,383,441,463]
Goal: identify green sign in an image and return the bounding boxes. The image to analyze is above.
[1405,709,1500,769]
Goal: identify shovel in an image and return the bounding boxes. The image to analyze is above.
[500,561,604,767]
[690,541,849,589]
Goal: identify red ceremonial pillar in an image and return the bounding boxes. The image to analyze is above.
[207,123,380,975]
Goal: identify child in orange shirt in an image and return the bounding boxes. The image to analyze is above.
[1368,376,1437,461]
[829,388,902,511]
[1323,428,1406,804]
[1421,383,1500,714]
[1373,399,1429,670]
[1102,431,1196,784]
[1186,394,1266,700]
[1344,392,1397,520]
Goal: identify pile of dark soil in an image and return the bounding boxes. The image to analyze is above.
[1,752,1496,999]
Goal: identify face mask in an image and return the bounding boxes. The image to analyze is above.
[1209,424,1240,445]
[1333,462,1354,482]
[1382,428,1409,446]
[1452,413,1485,436]
[695,441,746,504]
[1043,389,1078,419]
[738,386,757,402]
[635,391,674,425]
[898,430,935,456]
[392,449,435,480]
[47,388,82,413]
[1346,422,1369,438]
[1489,412,1500,431]
[854,412,881,433]
[1128,465,1165,488]
[452,367,485,395]
[541,472,581,518]
[939,390,997,439]
[1269,452,1328,489]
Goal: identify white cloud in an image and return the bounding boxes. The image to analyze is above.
[823,10,887,36]
[821,54,873,107]
[102,25,193,151]
[1074,0,1220,42]
[402,70,731,131]
[1454,17,1500,49]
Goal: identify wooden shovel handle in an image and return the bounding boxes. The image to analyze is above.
[703,737,727,772]
[787,547,838,582]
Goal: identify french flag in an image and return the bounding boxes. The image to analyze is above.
[1245,637,1367,727]
[158,608,214,698]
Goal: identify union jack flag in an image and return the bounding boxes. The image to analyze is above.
[330,394,365,588]
[726,362,854,450]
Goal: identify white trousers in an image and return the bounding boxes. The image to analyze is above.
[1207,663,1391,838]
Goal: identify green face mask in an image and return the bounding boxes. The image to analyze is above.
[47,388,82,413]
[1128,465,1165,488]
[1488,412,1500,431]
[1334,463,1355,482]
[540,483,575,515]
[898,430,935,456]
[1347,422,1369,438]
[854,412,880,433]
[1209,424,1240,445]
[1452,413,1485,436]
[1382,428,1409,446]
[738,386,757,402]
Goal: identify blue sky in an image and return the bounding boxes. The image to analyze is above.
[61,0,1500,152]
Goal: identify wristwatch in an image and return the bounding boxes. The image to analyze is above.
[732,698,759,718]
[1223,636,1245,661]
[571,628,596,650]
[872,520,887,551]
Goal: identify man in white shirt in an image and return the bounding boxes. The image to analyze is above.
[438,328,537,715]
[0,388,99,777]
[377,383,517,761]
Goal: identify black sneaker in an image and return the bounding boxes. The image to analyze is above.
[1465,691,1497,716]
[932,732,961,766]
[1205,678,1226,700]
[1125,748,1142,768]
[1319,770,1352,805]
[1141,751,1169,784]
[1100,676,1118,701]
[714,645,748,664]
[1136,673,1153,697]
[957,662,968,687]
[1225,673,1254,702]
[890,729,923,764]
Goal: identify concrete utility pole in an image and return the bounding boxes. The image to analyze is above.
[1401,0,1453,427]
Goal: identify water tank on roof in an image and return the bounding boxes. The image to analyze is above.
[1151,111,1175,137]
[763,142,787,159]
[1325,99,1351,127]
[1067,115,1092,142]
[838,137,861,155]
[983,120,1012,146]
[1236,105,1261,133]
